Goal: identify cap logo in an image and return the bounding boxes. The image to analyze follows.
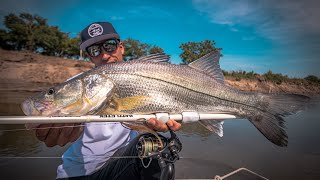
[88,23,103,37]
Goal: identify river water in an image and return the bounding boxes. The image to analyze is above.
[0,102,319,180]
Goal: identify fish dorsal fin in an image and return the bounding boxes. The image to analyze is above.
[188,51,224,84]
[134,53,171,63]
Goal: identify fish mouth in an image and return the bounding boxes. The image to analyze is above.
[21,98,38,116]
[21,99,50,116]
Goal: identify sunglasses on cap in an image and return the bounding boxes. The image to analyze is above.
[86,39,120,57]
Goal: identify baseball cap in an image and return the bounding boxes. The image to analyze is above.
[80,22,120,50]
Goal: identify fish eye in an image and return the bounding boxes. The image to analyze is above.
[47,88,55,95]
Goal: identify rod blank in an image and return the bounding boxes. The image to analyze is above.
[0,113,237,124]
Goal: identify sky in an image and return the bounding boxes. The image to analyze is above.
[1,0,319,78]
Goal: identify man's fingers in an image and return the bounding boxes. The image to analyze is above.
[44,123,64,147]
[25,123,40,130]
[35,124,52,141]
[167,120,181,131]
[34,123,83,147]
[68,124,84,143]
[156,123,169,132]
[147,118,168,132]
[56,124,74,147]
[146,118,156,127]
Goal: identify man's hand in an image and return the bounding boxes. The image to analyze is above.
[29,123,84,147]
[146,118,181,132]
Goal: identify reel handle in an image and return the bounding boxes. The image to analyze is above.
[160,163,175,180]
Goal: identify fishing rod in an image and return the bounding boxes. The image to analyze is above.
[0,112,237,124]
[0,112,236,180]
[0,113,269,180]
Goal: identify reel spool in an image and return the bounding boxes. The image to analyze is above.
[136,131,182,180]
[137,134,166,158]
[136,131,182,162]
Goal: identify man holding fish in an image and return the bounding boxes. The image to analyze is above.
[22,20,310,180]
[33,22,181,179]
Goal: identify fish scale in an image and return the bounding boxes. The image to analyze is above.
[98,62,259,116]
[104,72,256,117]
[21,51,311,146]
[102,61,255,112]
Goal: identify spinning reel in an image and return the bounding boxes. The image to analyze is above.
[136,130,182,180]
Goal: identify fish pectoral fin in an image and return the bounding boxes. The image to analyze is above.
[122,120,164,148]
[122,120,151,133]
[248,114,288,147]
[115,96,150,111]
[122,120,158,134]
[198,120,224,137]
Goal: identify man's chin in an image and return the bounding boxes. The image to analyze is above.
[103,59,118,64]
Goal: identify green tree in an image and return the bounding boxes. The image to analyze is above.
[36,25,68,56]
[149,45,164,54]
[304,75,319,83]
[0,29,13,49]
[263,70,288,84]
[64,36,81,57]
[3,12,47,51]
[179,40,222,64]
[123,38,149,60]
[123,38,164,61]
[1,12,72,57]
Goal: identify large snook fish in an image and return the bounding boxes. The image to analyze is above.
[21,51,310,146]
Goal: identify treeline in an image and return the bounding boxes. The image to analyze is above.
[0,13,318,84]
[223,70,320,85]
[0,12,220,62]
[0,13,80,57]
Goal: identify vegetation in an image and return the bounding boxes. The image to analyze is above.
[304,75,320,84]
[223,70,320,85]
[122,38,164,61]
[0,12,164,60]
[1,13,70,56]
[0,12,319,85]
[179,40,222,64]
[222,70,258,81]
[263,70,289,85]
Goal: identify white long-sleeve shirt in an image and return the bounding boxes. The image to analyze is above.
[56,122,138,178]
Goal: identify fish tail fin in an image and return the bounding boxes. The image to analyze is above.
[249,114,288,146]
[249,93,311,147]
[264,93,311,116]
